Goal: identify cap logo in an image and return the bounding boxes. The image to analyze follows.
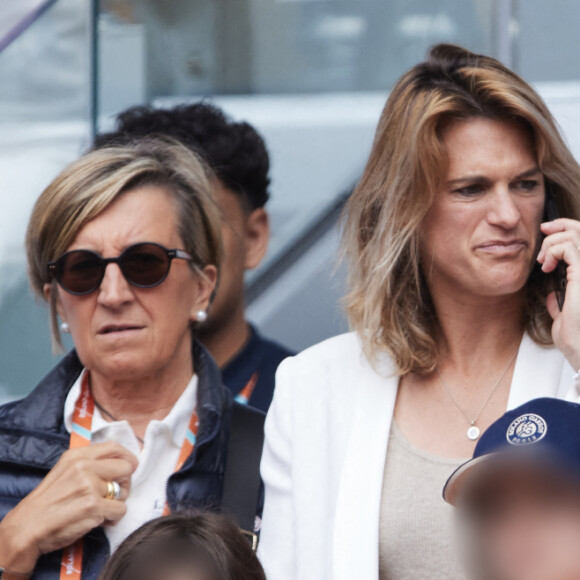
[506,413,547,445]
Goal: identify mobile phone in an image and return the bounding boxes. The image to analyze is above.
[543,181,567,311]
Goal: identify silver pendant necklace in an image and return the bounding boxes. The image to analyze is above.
[436,349,519,441]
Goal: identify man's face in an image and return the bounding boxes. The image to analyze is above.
[199,180,269,339]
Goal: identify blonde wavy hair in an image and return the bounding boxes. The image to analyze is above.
[343,44,580,376]
[26,137,223,350]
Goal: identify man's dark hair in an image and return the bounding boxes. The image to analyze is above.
[94,103,270,209]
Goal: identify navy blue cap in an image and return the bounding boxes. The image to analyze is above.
[444,397,580,505]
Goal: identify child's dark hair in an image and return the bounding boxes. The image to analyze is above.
[99,512,266,580]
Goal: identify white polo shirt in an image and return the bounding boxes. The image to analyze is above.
[63,370,198,552]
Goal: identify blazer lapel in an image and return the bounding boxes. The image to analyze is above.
[508,333,572,408]
[332,353,398,580]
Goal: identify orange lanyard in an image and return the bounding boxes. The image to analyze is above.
[60,373,94,579]
[234,372,259,405]
[60,372,200,579]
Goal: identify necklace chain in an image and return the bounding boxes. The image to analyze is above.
[436,348,519,437]
[92,393,145,446]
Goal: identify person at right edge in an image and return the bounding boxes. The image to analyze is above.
[94,104,295,412]
[259,44,580,580]
[444,397,580,580]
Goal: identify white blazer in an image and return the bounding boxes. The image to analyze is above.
[258,332,577,580]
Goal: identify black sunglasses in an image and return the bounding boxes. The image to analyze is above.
[48,242,195,296]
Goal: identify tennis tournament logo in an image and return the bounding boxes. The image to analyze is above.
[506,413,548,445]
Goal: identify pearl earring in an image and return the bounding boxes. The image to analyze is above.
[60,322,70,334]
[195,310,208,323]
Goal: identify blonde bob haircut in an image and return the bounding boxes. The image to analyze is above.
[343,43,580,376]
[26,137,223,350]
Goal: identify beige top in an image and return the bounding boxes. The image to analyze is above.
[379,421,468,580]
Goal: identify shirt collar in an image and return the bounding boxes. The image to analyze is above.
[64,369,198,448]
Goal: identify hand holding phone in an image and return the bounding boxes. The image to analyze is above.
[543,184,567,311]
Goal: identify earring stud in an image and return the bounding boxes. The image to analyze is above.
[195,310,208,323]
[60,321,70,334]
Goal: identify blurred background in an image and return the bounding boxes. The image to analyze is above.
[1,0,580,401]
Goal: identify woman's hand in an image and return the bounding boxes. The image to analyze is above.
[0,441,138,574]
[538,219,580,370]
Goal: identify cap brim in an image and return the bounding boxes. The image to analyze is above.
[444,446,580,506]
[443,453,501,506]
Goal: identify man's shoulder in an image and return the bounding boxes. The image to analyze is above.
[252,331,295,366]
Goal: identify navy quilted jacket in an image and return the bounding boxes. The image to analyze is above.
[0,340,247,579]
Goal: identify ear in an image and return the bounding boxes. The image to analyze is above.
[244,208,269,270]
[43,283,52,302]
[44,282,66,322]
[189,265,218,322]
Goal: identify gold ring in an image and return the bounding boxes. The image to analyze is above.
[104,480,121,500]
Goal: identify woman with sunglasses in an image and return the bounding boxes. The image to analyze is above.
[0,138,262,579]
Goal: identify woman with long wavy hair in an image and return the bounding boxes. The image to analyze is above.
[258,44,580,580]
